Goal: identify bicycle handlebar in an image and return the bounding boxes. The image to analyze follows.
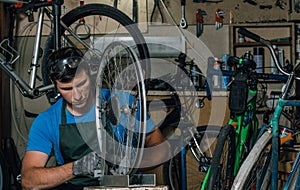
[238,27,300,80]
[207,69,288,82]
[5,0,53,13]
[238,27,261,42]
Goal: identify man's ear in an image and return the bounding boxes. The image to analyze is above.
[49,78,59,94]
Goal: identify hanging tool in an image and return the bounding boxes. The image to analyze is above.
[73,0,91,40]
[243,0,257,5]
[196,9,206,37]
[295,0,300,13]
[288,0,292,15]
[259,5,272,9]
[113,0,118,8]
[275,0,285,9]
[150,0,164,23]
[132,0,138,23]
[180,0,188,29]
[215,8,225,30]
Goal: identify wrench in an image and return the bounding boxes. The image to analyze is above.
[180,0,187,28]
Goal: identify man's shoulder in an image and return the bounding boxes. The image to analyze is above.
[32,98,62,128]
[40,98,63,116]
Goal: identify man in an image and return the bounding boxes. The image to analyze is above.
[21,47,170,190]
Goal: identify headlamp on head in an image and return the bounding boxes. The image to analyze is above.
[47,47,84,81]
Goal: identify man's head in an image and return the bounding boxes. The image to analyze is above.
[48,47,85,83]
[47,47,94,115]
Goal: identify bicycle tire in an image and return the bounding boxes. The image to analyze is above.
[207,124,236,190]
[231,129,272,190]
[95,41,146,176]
[0,150,10,190]
[42,3,150,104]
[166,125,222,190]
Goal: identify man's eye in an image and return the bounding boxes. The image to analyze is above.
[62,87,72,91]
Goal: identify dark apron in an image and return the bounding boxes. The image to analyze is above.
[57,101,100,189]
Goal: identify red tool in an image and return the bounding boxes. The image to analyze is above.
[215,8,225,30]
[196,9,206,37]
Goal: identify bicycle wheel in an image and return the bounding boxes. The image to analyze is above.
[207,124,236,190]
[283,152,300,190]
[95,41,146,176]
[166,125,222,190]
[42,3,150,104]
[231,129,272,190]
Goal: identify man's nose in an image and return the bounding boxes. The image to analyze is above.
[72,88,82,100]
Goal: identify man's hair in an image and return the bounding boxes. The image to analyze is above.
[47,47,89,83]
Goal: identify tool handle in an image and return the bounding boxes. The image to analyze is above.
[181,0,185,5]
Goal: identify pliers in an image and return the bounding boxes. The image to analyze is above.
[150,0,164,23]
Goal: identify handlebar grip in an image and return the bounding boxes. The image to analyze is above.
[227,56,240,67]
[238,27,261,42]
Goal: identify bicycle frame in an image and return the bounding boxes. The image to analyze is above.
[270,90,300,189]
[0,1,58,98]
[0,0,99,99]
[228,88,259,176]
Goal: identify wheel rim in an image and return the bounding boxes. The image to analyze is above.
[95,41,146,175]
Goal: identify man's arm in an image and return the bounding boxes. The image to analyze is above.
[140,128,171,169]
[21,151,75,190]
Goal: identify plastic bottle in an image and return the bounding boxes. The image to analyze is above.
[296,27,300,59]
[277,48,284,72]
[253,47,264,73]
[221,54,230,89]
[212,58,221,89]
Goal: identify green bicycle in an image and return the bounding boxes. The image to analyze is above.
[201,52,288,190]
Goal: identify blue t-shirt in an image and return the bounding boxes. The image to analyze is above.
[26,90,155,165]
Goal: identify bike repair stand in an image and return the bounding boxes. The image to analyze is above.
[100,174,156,187]
[84,174,168,190]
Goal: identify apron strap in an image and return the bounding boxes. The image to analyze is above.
[61,100,67,125]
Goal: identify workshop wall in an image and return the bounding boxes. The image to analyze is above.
[14,0,300,58]
[148,0,300,25]
[15,0,300,35]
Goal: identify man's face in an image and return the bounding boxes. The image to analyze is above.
[56,69,93,114]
